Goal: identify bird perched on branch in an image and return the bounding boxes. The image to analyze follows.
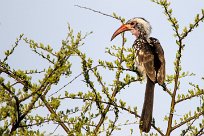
[111,17,165,133]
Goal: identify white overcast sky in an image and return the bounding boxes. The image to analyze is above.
[0,0,204,135]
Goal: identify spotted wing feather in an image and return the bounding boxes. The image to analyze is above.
[137,42,156,82]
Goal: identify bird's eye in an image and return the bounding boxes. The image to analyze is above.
[130,22,135,26]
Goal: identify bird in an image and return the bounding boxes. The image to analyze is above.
[111,17,165,133]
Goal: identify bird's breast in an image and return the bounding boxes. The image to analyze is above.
[135,50,146,76]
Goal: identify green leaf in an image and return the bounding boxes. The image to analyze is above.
[168,9,172,14]
[40,43,44,48]
[176,40,180,46]
[4,50,10,56]
[183,27,187,33]
[112,12,117,17]
[0,77,4,84]
[164,115,168,121]
[189,23,194,28]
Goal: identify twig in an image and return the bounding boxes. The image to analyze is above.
[75,5,122,22]
[50,125,59,135]
[10,55,71,134]
[158,2,184,135]
[108,108,119,135]
[31,49,54,64]
[181,10,204,40]
[90,68,113,104]
[180,118,196,136]
[152,124,165,136]
[93,32,126,134]
[40,95,72,135]
[195,128,204,136]
[0,65,31,89]
[59,95,165,135]
[19,120,50,128]
[161,83,172,97]
[161,3,181,39]
[3,34,24,63]
[1,83,21,128]
[171,111,204,131]
[49,65,101,97]
[25,70,45,74]
[49,63,140,97]
[152,1,204,135]
[59,96,139,117]
[175,90,204,104]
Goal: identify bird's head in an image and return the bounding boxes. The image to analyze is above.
[111,17,152,41]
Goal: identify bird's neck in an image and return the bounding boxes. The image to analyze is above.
[136,36,150,43]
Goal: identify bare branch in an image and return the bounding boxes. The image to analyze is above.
[75,5,123,22]
[161,83,173,97]
[152,124,165,136]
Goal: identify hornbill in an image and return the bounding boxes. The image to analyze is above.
[111,17,165,133]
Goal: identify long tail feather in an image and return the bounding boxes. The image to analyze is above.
[139,76,155,133]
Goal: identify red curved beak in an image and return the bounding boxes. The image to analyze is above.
[111,24,131,41]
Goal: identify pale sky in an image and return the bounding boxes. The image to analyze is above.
[0,0,204,135]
